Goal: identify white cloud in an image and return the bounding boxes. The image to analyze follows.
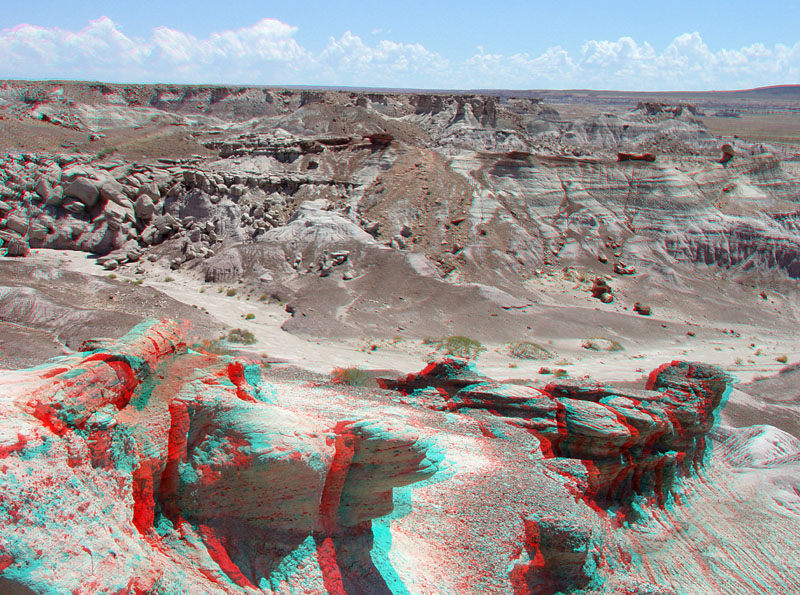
[0,18,798,90]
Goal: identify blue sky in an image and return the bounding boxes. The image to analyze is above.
[1,0,798,90]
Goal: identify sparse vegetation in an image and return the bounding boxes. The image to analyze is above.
[245,313,255,320]
[164,276,174,282]
[553,369,569,378]
[134,279,143,285]
[193,339,232,356]
[226,288,237,297]
[427,335,485,359]
[508,341,552,360]
[330,366,369,386]
[582,337,624,352]
[108,273,117,280]
[227,328,256,345]
[94,146,118,160]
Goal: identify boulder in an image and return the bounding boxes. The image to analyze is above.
[61,197,86,215]
[591,278,613,301]
[64,177,100,208]
[614,263,636,275]
[138,181,160,201]
[4,237,30,257]
[45,186,63,207]
[27,220,50,243]
[34,177,53,202]
[720,143,735,164]
[99,179,126,204]
[134,194,156,220]
[4,215,29,236]
[103,199,136,228]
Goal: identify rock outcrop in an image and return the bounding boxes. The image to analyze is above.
[0,320,438,593]
[382,358,731,507]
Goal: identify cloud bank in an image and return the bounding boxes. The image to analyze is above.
[1,17,798,90]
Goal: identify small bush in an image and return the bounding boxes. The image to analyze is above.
[777,355,789,364]
[194,339,232,356]
[134,279,143,285]
[508,342,552,360]
[441,336,484,359]
[227,328,256,345]
[330,366,369,386]
[226,288,237,297]
[108,273,117,280]
[95,147,118,160]
[553,368,569,378]
[581,337,624,352]
[164,276,174,282]
[245,313,255,320]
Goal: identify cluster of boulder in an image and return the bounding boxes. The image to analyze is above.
[0,152,313,271]
[591,277,614,303]
[0,152,183,256]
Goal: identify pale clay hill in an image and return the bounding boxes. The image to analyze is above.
[0,81,799,594]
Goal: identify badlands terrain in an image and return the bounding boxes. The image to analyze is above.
[0,81,799,594]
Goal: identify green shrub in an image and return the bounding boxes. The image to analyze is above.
[94,146,118,160]
[164,276,174,282]
[553,368,569,378]
[330,366,369,386]
[108,273,117,280]
[508,342,552,360]
[245,313,255,320]
[134,279,143,285]
[226,288,237,297]
[441,336,484,359]
[227,328,256,345]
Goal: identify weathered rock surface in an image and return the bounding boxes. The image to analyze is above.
[0,321,438,593]
[2,322,798,593]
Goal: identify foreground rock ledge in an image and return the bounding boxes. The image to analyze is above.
[0,320,765,594]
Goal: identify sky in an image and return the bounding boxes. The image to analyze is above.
[1,0,798,91]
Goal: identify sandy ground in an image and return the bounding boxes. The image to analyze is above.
[26,249,797,386]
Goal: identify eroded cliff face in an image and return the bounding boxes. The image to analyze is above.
[2,321,799,594]
[1,81,798,292]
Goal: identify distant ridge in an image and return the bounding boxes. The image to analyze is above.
[2,79,799,100]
